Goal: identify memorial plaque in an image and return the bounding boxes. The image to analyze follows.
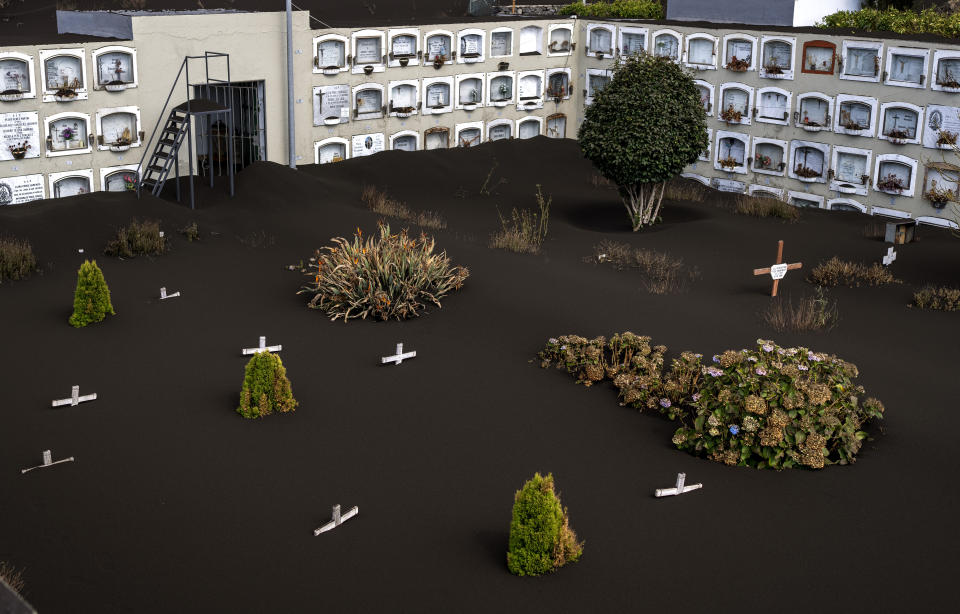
[0,174,44,205]
[459,78,481,104]
[426,83,449,108]
[0,111,41,161]
[755,143,784,169]
[458,128,480,147]
[722,88,749,114]
[799,97,828,125]
[712,178,745,192]
[883,108,918,139]
[489,124,510,141]
[426,35,450,60]
[518,75,540,99]
[392,35,415,57]
[355,89,382,115]
[355,37,381,65]
[845,47,878,77]
[890,53,924,83]
[794,147,824,175]
[491,76,512,101]
[804,46,833,72]
[590,29,612,54]
[49,117,88,151]
[839,102,871,129]
[726,40,753,65]
[718,137,745,163]
[836,152,867,183]
[391,84,415,109]
[763,41,791,71]
[53,175,91,198]
[100,112,136,145]
[937,58,960,87]
[460,34,481,57]
[758,91,787,119]
[425,129,448,150]
[352,132,384,157]
[518,121,539,140]
[393,135,416,151]
[104,169,137,192]
[95,51,133,85]
[317,40,345,67]
[0,58,30,93]
[621,32,645,56]
[878,161,911,186]
[654,34,679,59]
[491,31,512,56]
[314,85,349,125]
[317,142,346,164]
[688,39,713,65]
[44,54,82,89]
[922,105,960,149]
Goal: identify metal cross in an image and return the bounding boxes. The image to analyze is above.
[381,342,416,365]
[654,472,703,498]
[242,335,282,355]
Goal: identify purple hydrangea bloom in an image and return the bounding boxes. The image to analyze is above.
[659,398,671,408]
[712,354,720,363]
[807,352,821,362]
[706,366,724,377]
[729,425,740,435]
[798,364,809,371]
[755,367,767,376]
[747,356,758,363]
[692,393,701,402]
[762,344,774,353]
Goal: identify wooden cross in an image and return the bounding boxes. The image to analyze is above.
[752,239,802,297]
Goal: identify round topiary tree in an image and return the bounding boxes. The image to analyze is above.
[69,259,115,328]
[507,472,582,576]
[578,53,708,230]
[237,351,297,419]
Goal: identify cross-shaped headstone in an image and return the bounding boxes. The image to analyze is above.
[52,385,97,407]
[159,287,181,300]
[381,342,416,365]
[654,472,703,498]
[21,449,75,474]
[752,239,803,297]
[242,336,282,355]
[314,504,359,535]
[882,246,897,266]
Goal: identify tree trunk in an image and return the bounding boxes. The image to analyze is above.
[621,182,666,231]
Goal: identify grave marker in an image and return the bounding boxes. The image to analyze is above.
[654,472,703,498]
[882,246,897,266]
[52,385,96,407]
[381,342,416,365]
[159,287,181,300]
[752,239,802,297]
[242,335,282,355]
[21,449,75,474]
[314,504,359,535]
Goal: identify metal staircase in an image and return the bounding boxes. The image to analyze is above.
[136,52,235,209]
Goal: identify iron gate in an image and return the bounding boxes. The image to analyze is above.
[192,80,266,176]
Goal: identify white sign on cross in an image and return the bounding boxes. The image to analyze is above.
[882,247,897,266]
[52,385,97,407]
[242,335,282,355]
[769,263,788,280]
[21,449,75,474]
[314,504,359,535]
[381,342,416,365]
[654,472,703,498]
[159,287,181,300]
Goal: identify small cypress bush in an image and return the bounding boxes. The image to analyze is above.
[69,260,115,328]
[507,472,583,576]
[237,351,297,419]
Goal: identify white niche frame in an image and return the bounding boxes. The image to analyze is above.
[787,191,825,209]
[519,25,544,56]
[752,137,788,176]
[490,26,514,58]
[759,35,795,80]
[313,33,349,74]
[789,140,830,184]
[932,49,960,93]
[795,92,834,132]
[871,205,912,219]
[879,101,924,145]
[314,137,349,164]
[683,33,718,71]
[755,86,792,125]
[351,29,387,74]
[421,76,454,115]
[585,23,615,59]
[0,51,37,100]
[90,45,138,90]
[455,72,485,110]
[455,121,484,148]
[717,82,754,126]
[547,24,574,57]
[486,118,513,141]
[546,67,572,101]
[49,169,94,198]
[388,28,421,68]
[584,68,612,106]
[389,130,420,151]
[95,105,143,151]
[517,116,544,140]
[99,164,140,192]
[874,154,919,197]
[749,185,785,199]
[651,29,682,61]
[830,145,873,196]
[388,79,420,117]
[714,130,750,175]
[516,70,544,111]
[722,33,758,72]
[916,215,959,229]
[487,70,516,107]
[694,80,715,116]
[618,25,648,57]
[38,48,88,102]
[457,28,487,64]
[546,113,567,138]
[44,110,92,157]
[840,40,883,83]
[352,83,385,120]
[884,46,930,89]
[826,198,868,213]
[423,29,455,66]
[699,128,713,162]
[833,94,878,138]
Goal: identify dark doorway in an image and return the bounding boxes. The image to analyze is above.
[193,80,266,176]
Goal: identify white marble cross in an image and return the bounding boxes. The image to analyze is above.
[52,385,97,407]
[159,287,181,300]
[314,504,359,535]
[654,472,703,498]
[882,246,897,266]
[242,335,282,355]
[21,449,75,474]
[381,342,416,365]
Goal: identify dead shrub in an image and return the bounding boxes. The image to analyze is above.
[912,285,960,311]
[734,194,800,221]
[808,257,900,287]
[361,185,446,230]
[589,240,699,294]
[490,185,551,254]
[663,178,707,203]
[179,221,200,242]
[0,561,25,596]
[104,218,166,257]
[0,236,37,283]
[760,287,838,332]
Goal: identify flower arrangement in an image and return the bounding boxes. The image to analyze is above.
[839,110,865,130]
[53,76,81,99]
[884,128,910,141]
[754,153,772,169]
[763,61,783,74]
[725,55,750,71]
[719,104,743,123]
[937,68,960,89]
[719,155,739,170]
[794,164,821,179]
[924,183,954,208]
[936,130,958,146]
[122,174,137,191]
[801,114,822,127]
[60,126,76,141]
[877,173,906,193]
[8,141,30,159]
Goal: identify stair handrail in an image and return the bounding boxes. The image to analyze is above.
[136,57,187,198]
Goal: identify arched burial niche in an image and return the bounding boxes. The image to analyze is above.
[517,71,544,110]
[717,83,753,125]
[759,36,794,79]
[455,122,483,148]
[694,80,714,115]
[517,116,543,140]
[458,29,486,64]
[714,130,749,174]
[748,185,784,199]
[584,68,611,105]
[313,84,350,125]
[92,46,137,91]
[314,137,348,164]
[884,46,929,88]
[840,40,882,82]
[424,30,454,66]
[787,191,824,209]
[921,162,959,208]
[880,102,923,145]
[353,84,384,120]
[795,92,833,132]
[755,87,791,124]
[39,49,88,101]
[519,25,543,56]
[801,40,836,75]
[546,69,571,101]
[874,154,918,197]
[455,73,484,110]
[96,106,142,151]
[834,95,877,137]
[684,34,717,70]
[546,113,566,139]
[388,80,419,117]
[422,77,453,115]
[830,146,872,196]
[390,131,419,151]
[933,50,960,92]
[547,24,573,56]
[0,52,37,101]
[100,165,139,192]
[586,24,615,59]
[619,26,648,57]
[49,169,93,198]
[723,33,757,72]
[488,71,515,106]
[789,141,830,183]
[652,29,681,61]
[388,28,420,67]
[424,126,449,150]
[826,198,867,213]
[314,34,348,74]
[752,137,787,175]
[490,27,514,58]
[487,118,513,141]
[44,112,91,156]
[351,29,386,74]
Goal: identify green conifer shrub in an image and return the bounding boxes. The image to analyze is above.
[237,351,297,419]
[507,472,582,576]
[69,260,115,328]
